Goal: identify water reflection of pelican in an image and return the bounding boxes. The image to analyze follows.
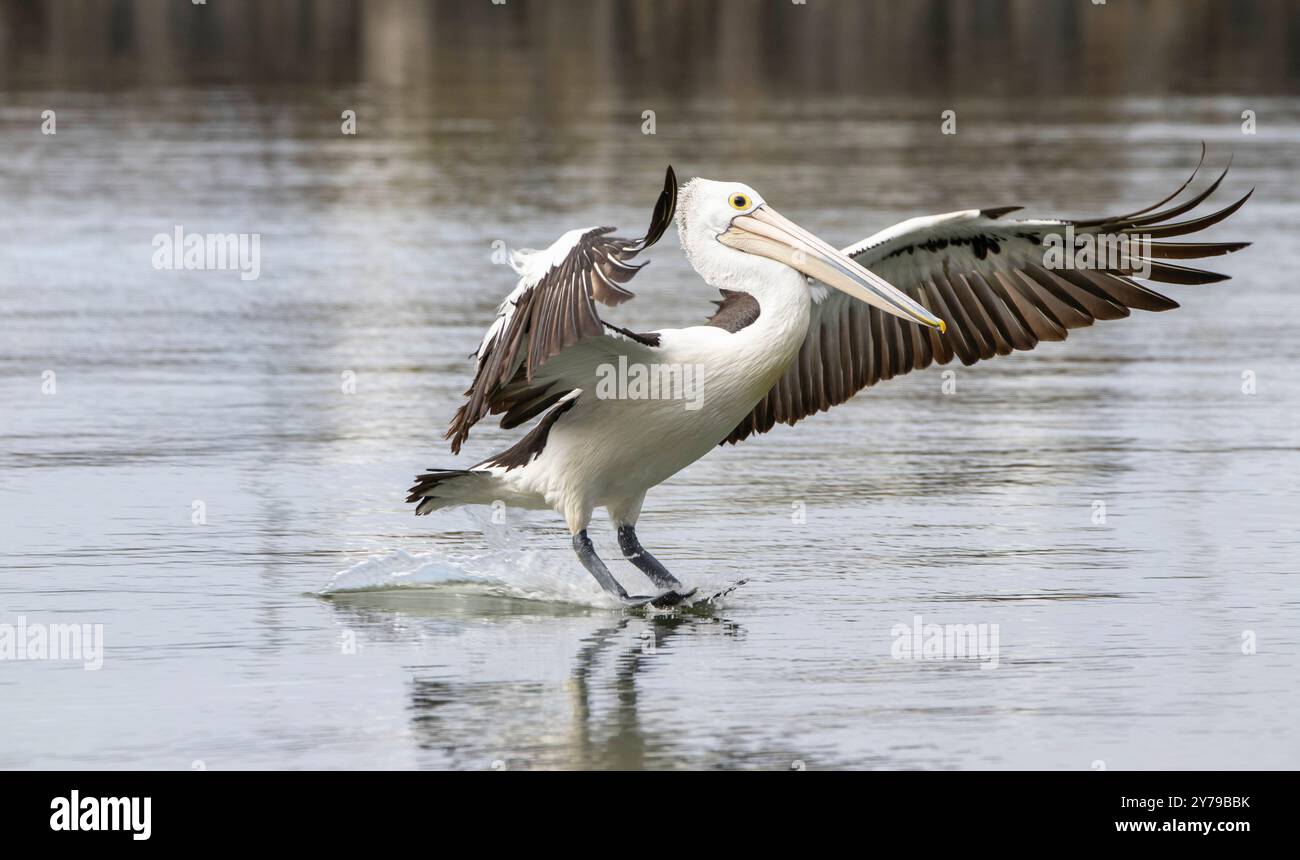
[322,590,742,769]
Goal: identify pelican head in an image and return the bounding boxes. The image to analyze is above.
[677,177,946,332]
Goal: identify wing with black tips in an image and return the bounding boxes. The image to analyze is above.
[446,166,677,453]
[725,149,1251,445]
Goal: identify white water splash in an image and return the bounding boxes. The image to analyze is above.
[318,544,619,607]
[318,516,744,608]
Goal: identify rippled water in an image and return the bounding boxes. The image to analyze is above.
[2,84,1299,769]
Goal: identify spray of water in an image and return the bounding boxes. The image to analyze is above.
[318,510,743,608]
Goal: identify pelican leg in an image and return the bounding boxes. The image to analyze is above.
[613,530,696,602]
[573,530,688,608]
[573,530,643,605]
[615,525,682,589]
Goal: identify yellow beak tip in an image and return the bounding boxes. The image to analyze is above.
[938,319,947,334]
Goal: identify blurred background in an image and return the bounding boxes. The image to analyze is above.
[1,1,1298,770]
[2,0,1299,96]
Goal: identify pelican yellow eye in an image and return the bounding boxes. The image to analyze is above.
[728,193,751,211]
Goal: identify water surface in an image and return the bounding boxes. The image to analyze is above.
[2,3,1299,770]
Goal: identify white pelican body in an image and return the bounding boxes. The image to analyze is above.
[487,253,810,530]
[410,158,1249,606]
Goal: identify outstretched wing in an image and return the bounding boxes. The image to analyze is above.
[724,149,1251,445]
[446,166,677,453]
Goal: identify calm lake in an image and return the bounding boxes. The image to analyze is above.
[1,1,1298,769]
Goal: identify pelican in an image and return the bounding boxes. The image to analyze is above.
[409,152,1249,607]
